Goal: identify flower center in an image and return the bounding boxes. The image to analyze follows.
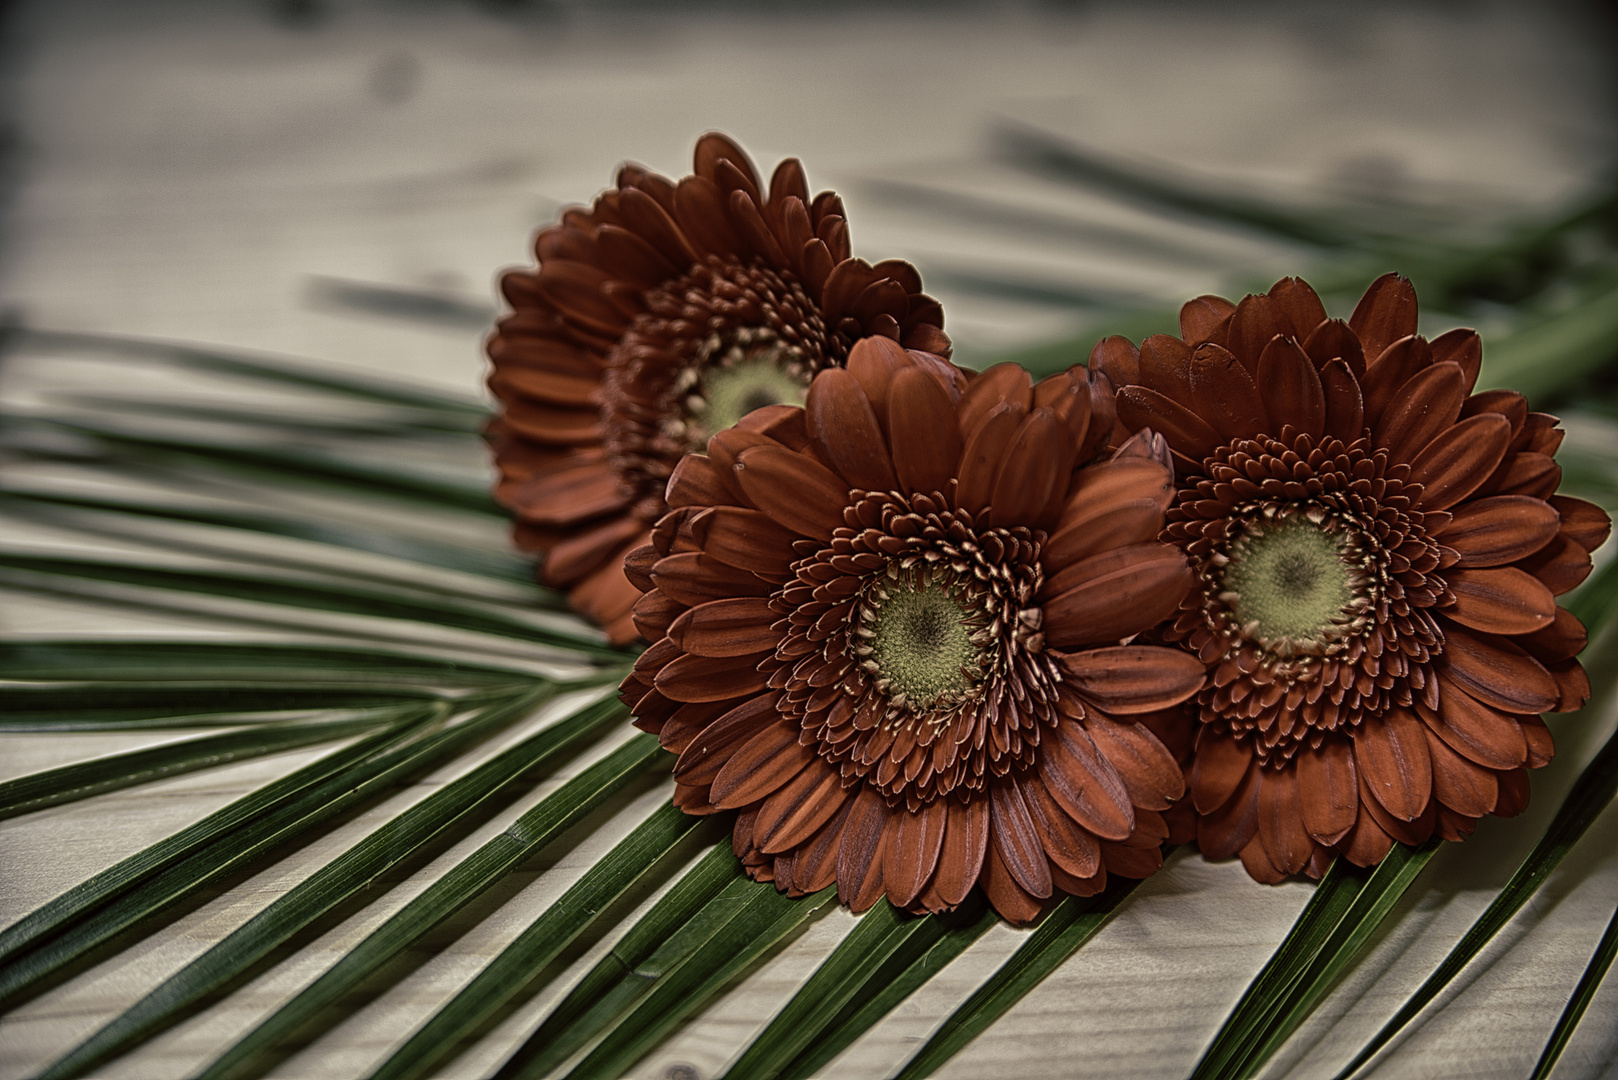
[869,579,980,710]
[690,346,810,439]
[1221,514,1359,648]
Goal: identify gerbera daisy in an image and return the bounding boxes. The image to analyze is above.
[619,338,1203,922]
[1096,274,1610,882]
[486,133,950,643]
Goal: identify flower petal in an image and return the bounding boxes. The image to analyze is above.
[734,445,850,539]
[1550,495,1613,553]
[990,781,1054,899]
[1058,646,1205,714]
[1042,543,1192,649]
[1189,342,1267,439]
[1257,334,1325,441]
[1353,707,1432,822]
[668,597,780,658]
[1115,385,1221,461]
[649,551,773,607]
[711,719,816,809]
[882,799,948,908]
[1019,772,1101,879]
[887,364,965,496]
[935,796,990,905]
[1268,277,1329,339]
[656,649,773,702]
[955,400,1024,514]
[1180,295,1237,346]
[1422,724,1498,818]
[1438,495,1560,567]
[1437,627,1559,714]
[1422,676,1528,770]
[990,408,1070,528]
[1376,361,1465,463]
[836,787,891,912]
[691,507,800,574]
[1082,711,1185,810]
[1296,737,1358,844]
[1190,727,1253,814]
[1039,720,1135,841]
[806,368,898,492]
[673,696,780,785]
[1348,273,1419,362]
[1197,759,1260,859]
[1410,412,1511,510]
[981,843,1044,924]
[1444,567,1557,635]
[1257,766,1314,877]
[756,764,851,855]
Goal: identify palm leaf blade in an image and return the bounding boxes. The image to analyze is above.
[1529,901,1618,1080]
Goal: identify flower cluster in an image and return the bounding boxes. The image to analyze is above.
[489,136,1608,919]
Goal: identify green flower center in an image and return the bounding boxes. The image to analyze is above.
[870,583,979,709]
[697,354,808,433]
[1222,515,1359,646]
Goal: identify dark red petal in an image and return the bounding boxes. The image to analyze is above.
[959,363,1034,438]
[668,597,780,658]
[836,788,891,912]
[1197,760,1260,860]
[1268,277,1329,340]
[1040,720,1135,841]
[734,445,850,540]
[1422,676,1528,770]
[1257,766,1314,877]
[1377,361,1465,463]
[790,799,853,894]
[1057,646,1205,714]
[1437,627,1559,714]
[1042,543,1192,649]
[507,460,630,527]
[1019,772,1101,879]
[981,843,1044,924]
[1180,295,1237,346]
[1189,342,1267,439]
[1340,801,1394,868]
[1115,386,1220,460]
[955,400,1024,515]
[1550,495,1613,553]
[1348,273,1419,362]
[1190,727,1253,814]
[690,507,799,575]
[1494,768,1531,818]
[666,454,738,509]
[1137,334,1197,409]
[1353,708,1432,822]
[1302,319,1366,378]
[1361,334,1431,429]
[649,551,773,607]
[1521,715,1556,769]
[1089,335,1141,387]
[1444,567,1557,635]
[887,365,965,496]
[1296,737,1357,844]
[1410,413,1511,510]
[1226,293,1286,372]
[1518,534,1593,596]
[990,782,1055,899]
[1438,495,1560,567]
[990,408,1070,528]
[1359,772,1436,846]
[882,799,948,908]
[755,764,849,854]
[1431,328,1483,392]
[1082,711,1185,810]
[1422,725,1498,817]
[806,368,899,492]
[1238,833,1287,884]
[1319,358,1367,443]
[655,650,773,703]
[935,796,990,905]
[1101,840,1164,880]
[1257,334,1325,440]
[710,719,815,808]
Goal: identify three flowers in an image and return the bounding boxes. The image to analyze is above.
[487,134,1609,922]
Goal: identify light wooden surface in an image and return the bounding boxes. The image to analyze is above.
[2,3,1616,1078]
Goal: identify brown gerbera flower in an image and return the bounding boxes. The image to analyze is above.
[618,338,1204,922]
[486,133,951,643]
[1095,274,1611,882]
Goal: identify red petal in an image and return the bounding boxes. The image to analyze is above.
[649,551,773,607]
[1421,676,1528,770]
[959,363,1033,438]
[1190,727,1253,814]
[1302,319,1366,378]
[1114,385,1220,461]
[836,788,891,912]
[1180,295,1237,346]
[733,445,849,539]
[1057,646,1205,714]
[1197,760,1260,860]
[806,368,899,493]
[1257,766,1314,876]
[887,364,965,497]
[1410,413,1511,511]
[882,799,948,908]
[1257,334,1325,440]
[1340,801,1393,868]
[710,719,815,808]
[655,649,773,703]
[691,507,799,575]
[1493,768,1531,818]
[1361,334,1432,429]
[981,843,1044,924]
[1268,277,1329,340]
[755,764,849,854]
[1431,328,1483,392]
[1444,567,1557,635]
[668,597,780,658]
[955,400,1024,515]
[1137,334,1197,409]
[1042,543,1192,648]
[507,460,630,526]
[1019,772,1101,878]
[1082,711,1185,810]
[1348,273,1419,362]
[1226,293,1285,372]
[1040,720,1135,841]
[1437,627,1559,714]
[1376,361,1465,463]
[1550,495,1613,553]
[935,796,990,906]
[1089,335,1141,387]
[990,781,1054,899]
[1422,725,1498,817]
[1188,342,1267,440]
[1296,737,1357,844]
[990,408,1070,528]
[1438,495,1560,567]
[1353,708,1432,822]
[1319,358,1366,443]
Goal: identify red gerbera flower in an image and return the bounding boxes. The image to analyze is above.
[486,133,950,643]
[619,338,1203,922]
[1096,274,1610,882]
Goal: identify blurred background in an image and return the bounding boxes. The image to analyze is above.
[2,3,1617,1079]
